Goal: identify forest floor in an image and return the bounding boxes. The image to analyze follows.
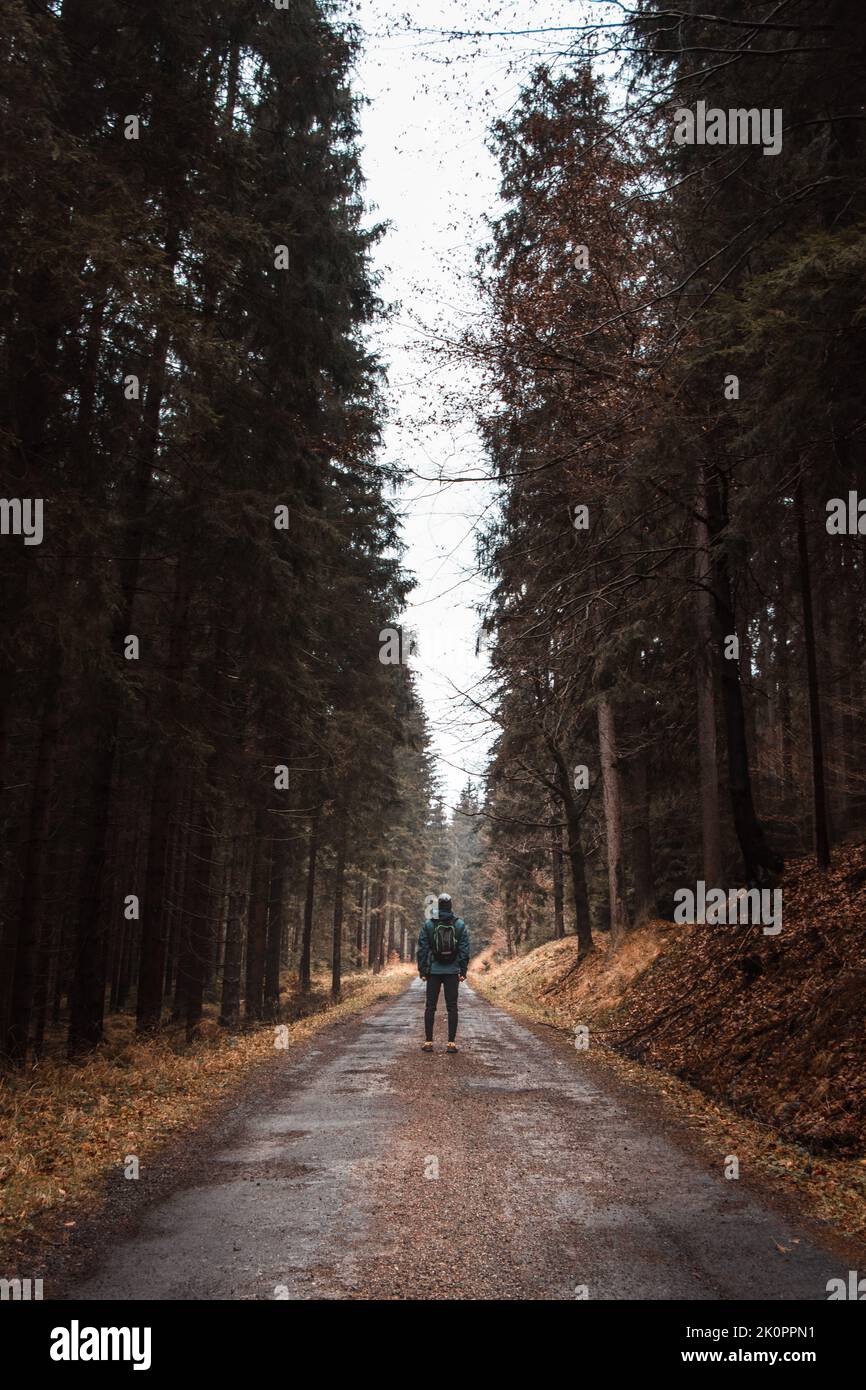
[471,841,866,1240]
[0,963,412,1260]
[7,980,863,1300]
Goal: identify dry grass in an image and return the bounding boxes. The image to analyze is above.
[0,964,412,1254]
[470,919,673,1031]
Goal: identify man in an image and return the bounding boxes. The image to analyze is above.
[417,892,470,1053]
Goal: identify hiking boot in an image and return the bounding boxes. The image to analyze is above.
[446,1042,459,1054]
[421,1041,433,1052]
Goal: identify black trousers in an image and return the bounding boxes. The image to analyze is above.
[424,973,459,1042]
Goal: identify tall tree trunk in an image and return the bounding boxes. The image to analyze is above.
[739,617,758,802]
[371,872,386,975]
[795,477,831,869]
[707,468,783,885]
[383,866,394,963]
[298,803,320,993]
[630,745,655,922]
[550,748,593,957]
[109,912,128,1015]
[363,875,371,966]
[842,566,860,828]
[367,872,378,969]
[551,814,565,940]
[180,805,215,1041]
[68,292,177,1056]
[5,669,61,1063]
[115,908,135,1015]
[135,755,176,1031]
[355,874,365,968]
[136,554,193,1031]
[264,827,287,1020]
[597,694,630,945]
[775,576,795,811]
[164,771,193,1003]
[695,475,723,885]
[331,811,348,1001]
[821,557,848,839]
[32,846,67,1059]
[220,827,249,1029]
[377,917,386,972]
[503,890,514,958]
[245,810,269,1019]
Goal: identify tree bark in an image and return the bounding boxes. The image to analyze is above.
[5,669,61,1063]
[331,812,348,1001]
[298,803,320,993]
[707,468,783,885]
[503,890,514,958]
[551,814,565,940]
[136,552,193,1031]
[263,829,286,1021]
[695,475,723,885]
[550,750,593,957]
[244,810,269,1020]
[68,237,178,1056]
[598,694,630,945]
[367,872,378,970]
[219,828,249,1029]
[630,745,655,922]
[795,477,831,869]
[181,808,216,1041]
[355,874,365,968]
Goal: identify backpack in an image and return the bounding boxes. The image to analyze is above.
[428,918,459,964]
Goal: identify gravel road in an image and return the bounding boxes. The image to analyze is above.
[62,979,862,1300]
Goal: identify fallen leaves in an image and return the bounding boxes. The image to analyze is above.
[0,964,412,1254]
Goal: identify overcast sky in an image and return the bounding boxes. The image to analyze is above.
[353,1,613,808]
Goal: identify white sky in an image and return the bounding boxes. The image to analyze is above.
[352,1,615,807]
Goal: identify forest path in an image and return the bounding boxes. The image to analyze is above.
[65,981,854,1300]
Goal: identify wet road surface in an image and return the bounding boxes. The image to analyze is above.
[65,980,859,1300]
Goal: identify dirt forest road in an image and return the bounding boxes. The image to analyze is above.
[60,980,861,1301]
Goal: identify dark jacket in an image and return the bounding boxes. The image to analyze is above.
[417,914,470,977]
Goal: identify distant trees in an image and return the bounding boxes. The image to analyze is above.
[470,6,866,952]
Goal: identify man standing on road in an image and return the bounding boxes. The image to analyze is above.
[418,893,470,1053]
